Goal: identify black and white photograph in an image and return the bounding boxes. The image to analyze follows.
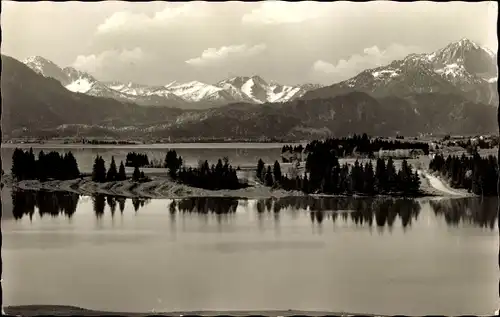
[0,1,498,316]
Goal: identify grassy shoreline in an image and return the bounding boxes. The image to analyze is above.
[1,168,469,200]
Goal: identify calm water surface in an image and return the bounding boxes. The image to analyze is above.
[1,188,498,315]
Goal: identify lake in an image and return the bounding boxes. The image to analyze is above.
[1,143,303,173]
[1,188,498,315]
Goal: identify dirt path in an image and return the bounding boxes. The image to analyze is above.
[417,170,469,197]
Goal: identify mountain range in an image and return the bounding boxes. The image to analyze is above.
[23,56,321,109]
[303,38,498,106]
[2,38,498,140]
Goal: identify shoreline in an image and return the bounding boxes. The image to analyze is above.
[1,169,472,200]
[4,305,387,316]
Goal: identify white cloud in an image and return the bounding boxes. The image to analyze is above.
[186,44,267,66]
[312,44,424,81]
[72,48,144,73]
[97,2,210,33]
[242,1,332,25]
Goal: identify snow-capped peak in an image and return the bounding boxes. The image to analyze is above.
[22,55,323,106]
[23,55,56,65]
[23,56,63,77]
[456,38,479,49]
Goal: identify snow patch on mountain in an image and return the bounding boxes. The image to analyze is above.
[241,78,261,103]
[372,69,400,79]
[168,81,226,102]
[66,78,94,93]
[435,63,464,77]
[268,86,302,103]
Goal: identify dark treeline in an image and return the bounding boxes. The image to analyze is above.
[92,155,130,182]
[257,156,421,196]
[125,152,150,167]
[429,153,498,196]
[166,150,246,190]
[11,148,80,181]
[281,134,429,158]
[281,144,304,153]
[11,190,80,220]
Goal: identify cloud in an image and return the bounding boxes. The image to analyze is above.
[72,47,144,73]
[312,44,424,82]
[185,44,267,66]
[97,2,211,34]
[242,1,331,25]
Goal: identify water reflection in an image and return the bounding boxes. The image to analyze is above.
[11,190,80,220]
[8,191,499,231]
[430,198,498,230]
[10,190,151,220]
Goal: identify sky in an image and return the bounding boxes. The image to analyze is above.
[2,1,498,86]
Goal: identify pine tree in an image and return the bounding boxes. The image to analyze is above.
[66,151,80,179]
[273,160,282,185]
[36,150,47,181]
[132,166,141,182]
[386,158,396,192]
[27,148,36,179]
[257,159,265,182]
[12,148,25,180]
[107,156,118,181]
[375,158,387,194]
[165,150,182,178]
[363,161,375,195]
[92,155,107,183]
[411,170,421,194]
[118,161,127,181]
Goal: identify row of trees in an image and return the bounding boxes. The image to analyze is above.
[92,156,149,183]
[429,153,498,196]
[301,134,429,157]
[281,144,304,153]
[257,156,421,196]
[11,148,80,181]
[177,159,244,190]
[92,156,128,182]
[163,150,243,190]
[125,152,150,168]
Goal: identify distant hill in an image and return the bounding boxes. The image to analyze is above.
[1,54,184,138]
[2,52,497,141]
[147,92,496,139]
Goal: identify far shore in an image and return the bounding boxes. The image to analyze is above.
[4,305,388,317]
[0,168,472,200]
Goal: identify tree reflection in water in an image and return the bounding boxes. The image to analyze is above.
[10,191,498,231]
[12,190,79,220]
[430,197,498,229]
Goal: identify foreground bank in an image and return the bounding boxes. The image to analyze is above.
[4,305,387,317]
[1,168,472,200]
